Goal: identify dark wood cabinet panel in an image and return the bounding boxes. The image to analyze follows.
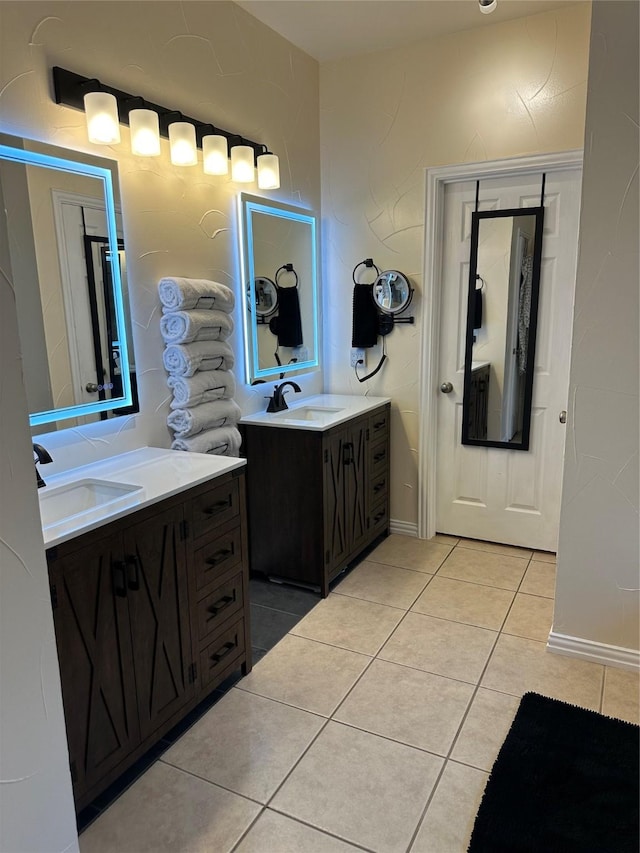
[47,469,251,813]
[49,535,139,799]
[243,403,391,596]
[122,505,193,740]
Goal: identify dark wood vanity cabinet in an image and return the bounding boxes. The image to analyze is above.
[46,469,251,812]
[243,403,390,596]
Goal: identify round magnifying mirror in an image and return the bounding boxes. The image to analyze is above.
[373,270,413,314]
[248,276,278,316]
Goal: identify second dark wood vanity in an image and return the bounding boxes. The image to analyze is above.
[242,400,390,596]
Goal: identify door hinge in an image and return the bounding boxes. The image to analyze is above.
[50,584,58,610]
[180,519,189,541]
[188,662,198,684]
[69,760,78,784]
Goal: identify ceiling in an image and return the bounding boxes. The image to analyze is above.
[236,0,581,62]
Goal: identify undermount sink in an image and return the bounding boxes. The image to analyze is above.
[39,478,143,532]
[271,405,345,423]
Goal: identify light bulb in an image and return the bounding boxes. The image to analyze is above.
[129,109,160,156]
[257,153,280,190]
[230,145,255,183]
[203,134,229,175]
[84,91,120,145]
[168,122,197,166]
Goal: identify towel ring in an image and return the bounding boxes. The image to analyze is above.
[275,263,299,289]
[352,258,380,285]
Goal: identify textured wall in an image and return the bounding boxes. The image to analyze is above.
[0,3,319,849]
[0,0,321,475]
[320,3,591,527]
[554,0,639,652]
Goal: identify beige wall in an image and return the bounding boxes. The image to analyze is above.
[320,2,591,527]
[0,2,320,848]
[0,0,321,474]
[554,0,639,654]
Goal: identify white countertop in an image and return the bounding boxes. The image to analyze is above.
[39,447,245,549]
[239,393,391,431]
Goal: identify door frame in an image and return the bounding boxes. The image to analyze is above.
[418,150,583,540]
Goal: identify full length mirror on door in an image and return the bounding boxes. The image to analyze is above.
[462,206,544,450]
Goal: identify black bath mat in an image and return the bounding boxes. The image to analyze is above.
[468,691,639,853]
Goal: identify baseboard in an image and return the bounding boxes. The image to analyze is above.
[389,519,418,537]
[547,631,640,672]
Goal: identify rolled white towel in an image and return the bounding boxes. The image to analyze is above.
[163,341,234,377]
[168,399,241,437]
[158,277,235,313]
[168,371,236,409]
[171,425,242,457]
[160,309,233,344]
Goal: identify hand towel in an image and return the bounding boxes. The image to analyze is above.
[167,399,241,437]
[162,341,234,377]
[158,277,235,313]
[269,286,303,347]
[351,284,379,347]
[168,371,236,409]
[171,425,242,457]
[160,309,233,344]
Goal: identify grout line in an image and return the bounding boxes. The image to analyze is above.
[156,758,266,807]
[259,807,377,853]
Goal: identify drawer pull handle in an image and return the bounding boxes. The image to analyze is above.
[112,561,127,598]
[373,481,385,493]
[373,420,386,430]
[373,510,385,524]
[205,545,234,567]
[206,592,236,620]
[124,555,140,591]
[202,498,231,517]
[210,640,236,667]
[373,451,386,463]
[342,442,353,466]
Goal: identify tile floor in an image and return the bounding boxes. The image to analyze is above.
[79,534,640,853]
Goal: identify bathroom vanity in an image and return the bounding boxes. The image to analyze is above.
[241,395,391,596]
[41,448,251,812]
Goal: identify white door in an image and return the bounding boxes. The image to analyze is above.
[435,169,581,551]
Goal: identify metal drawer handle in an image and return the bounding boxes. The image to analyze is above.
[125,555,140,591]
[206,592,236,621]
[373,420,386,430]
[342,442,353,466]
[373,510,385,524]
[202,498,231,516]
[112,561,127,598]
[373,481,385,493]
[373,450,386,463]
[209,639,236,667]
[205,545,234,567]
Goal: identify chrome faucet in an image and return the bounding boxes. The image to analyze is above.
[265,381,301,413]
[33,443,53,489]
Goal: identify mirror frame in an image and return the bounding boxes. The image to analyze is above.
[0,139,133,428]
[461,206,545,451]
[237,192,319,383]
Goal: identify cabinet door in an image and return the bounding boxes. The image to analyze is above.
[122,505,194,740]
[323,428,349,570]
[345,420,369,557]
[49,536,139,798]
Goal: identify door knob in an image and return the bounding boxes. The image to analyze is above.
[86,382,99,393]
[440,382,454,394]
[559,410,567,424]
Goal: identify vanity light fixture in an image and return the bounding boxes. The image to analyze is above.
[257,149,280,190]
[231,142,256,183]
[52,67,280,187]
[129,108,161,156]
[83,91,120,145]
[479,0,497,13]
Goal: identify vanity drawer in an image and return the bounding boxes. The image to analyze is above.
[369,440,389,479]
[193,524,243,591]
[369,470,389,507]
[369,497,389,535]
[191,479,240,541]
[369,409,389,440]
[197,571,244,643]
[199,618,246,689]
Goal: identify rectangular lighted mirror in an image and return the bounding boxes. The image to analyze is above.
[462,206,544,450]
[0,134,137,429]
[238,193,319,384]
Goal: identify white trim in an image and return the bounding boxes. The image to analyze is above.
[389,519,418,538]
[547,630,640,672]
[418,150,584,539]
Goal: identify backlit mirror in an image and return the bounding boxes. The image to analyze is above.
[462,206,544,450]
[238,193,319,383]
[0,134,137,430]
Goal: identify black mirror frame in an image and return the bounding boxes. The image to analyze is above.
[461,206,545,451]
